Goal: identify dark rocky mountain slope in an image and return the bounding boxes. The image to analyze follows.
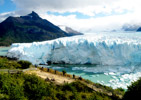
[0,11,79,46]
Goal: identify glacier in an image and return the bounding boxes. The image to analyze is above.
[7,32,141,65]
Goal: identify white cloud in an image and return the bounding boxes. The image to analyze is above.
[12,0,136,16]
[1,0,141,32]
[0,12,16,22]
[39,9,141,33]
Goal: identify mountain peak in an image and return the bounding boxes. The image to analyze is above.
[19,11,40,20]
[0,11,82,46]
[27,11,40,19]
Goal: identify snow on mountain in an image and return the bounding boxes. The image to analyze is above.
[58,25,83,35]
[58,25,66,32]
[7,32,141,65]
[122,24,140,31]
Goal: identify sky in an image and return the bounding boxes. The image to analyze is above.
[0,0,141,32]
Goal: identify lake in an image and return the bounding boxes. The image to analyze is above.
[0,47,11,56]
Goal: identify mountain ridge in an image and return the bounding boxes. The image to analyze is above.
[121,23,141,32]
[0,11,80,46]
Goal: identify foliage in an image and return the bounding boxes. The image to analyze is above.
[0,94,9,100]
[0,73,26,100]
[23,74,53,100]
[18,60,31,69]
[0,73,121,100]
[62,70,66,76]
[0,57,31,69]
[122,78,141,100]
[0,57,21,69]
[88,92,112,100]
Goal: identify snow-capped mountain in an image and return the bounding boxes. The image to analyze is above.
[121,23,141,32]
[58,25,83,36]
[122,24,140,31]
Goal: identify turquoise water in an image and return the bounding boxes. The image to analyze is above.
[41,64,141,89]
[0,47,10,56]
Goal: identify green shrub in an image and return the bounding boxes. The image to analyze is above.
[0,94,9,100]
[0,57,21,69]
[6,61,22,69]
[62,70,66,76]
[18,60,31,69]
[0,73,26,100]
[0,72,123,100]
[0,57,9,68]
[62,83,76,92]
[0,73,57,100]
[71,81,93,92]
[122,78,141,100]
[88,92,112,100]
[23,74,51,100]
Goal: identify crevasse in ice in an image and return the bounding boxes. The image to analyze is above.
[7,33,141,65]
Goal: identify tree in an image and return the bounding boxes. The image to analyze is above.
[62,70,66,76]
[122,78,141,100]
[79,76,83,80]
[73,74,75,79]
[55,70,57,74]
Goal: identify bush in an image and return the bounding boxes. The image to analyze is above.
[18,60,31,69]
[0,57,21,69]
[0,94,9,100]
[0,72,123,100]
[0,73,26,100]
[71,81,93,92]
[88,92,112,100]
[23,74,51,100]
[62,83,76,92]
[0,73,57,100]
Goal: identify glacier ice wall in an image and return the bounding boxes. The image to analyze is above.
[7,33,141,65]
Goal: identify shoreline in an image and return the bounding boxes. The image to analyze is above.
[24,67,124,98]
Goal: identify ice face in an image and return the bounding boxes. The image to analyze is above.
[7,32,141,65]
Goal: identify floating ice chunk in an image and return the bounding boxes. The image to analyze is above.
[109,72,116,75]
[104,73,109,75]
[112,76,117,79]
[108,72,141,89]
